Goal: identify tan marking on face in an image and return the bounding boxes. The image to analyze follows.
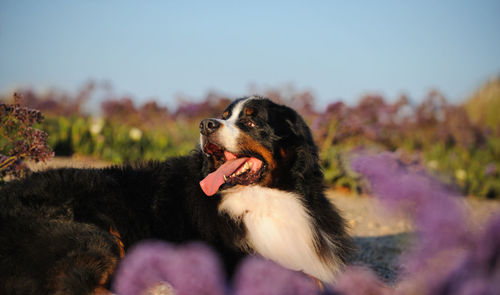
[280,147,286,159]
[244,107,255,116]
[238,133,276,185]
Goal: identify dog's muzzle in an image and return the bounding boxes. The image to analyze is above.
[199,119,221,136]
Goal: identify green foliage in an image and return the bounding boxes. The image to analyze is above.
[3,79,499,198]
[464,77,500,133]
[423,138,500,198]
[320,145,362,193]
[29,98,500,199]
[38,116,199,164]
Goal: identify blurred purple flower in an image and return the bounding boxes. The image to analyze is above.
[432,213,500,295]
[351,152,468,261]
[113,241,323,295]
[351,151,500,294]
[233,257,319,295]
[112,241,226,295]
[484,163,497,177]
[176,101,204,117]
[333,266,393,295]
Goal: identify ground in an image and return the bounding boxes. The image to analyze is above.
[28,157,500,284]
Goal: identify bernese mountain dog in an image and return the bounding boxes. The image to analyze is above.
[0,96,355,294]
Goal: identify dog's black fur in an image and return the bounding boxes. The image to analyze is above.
[0,97,354,294]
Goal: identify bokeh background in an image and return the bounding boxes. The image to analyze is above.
[2,2,500,293]
[1,0,500,198]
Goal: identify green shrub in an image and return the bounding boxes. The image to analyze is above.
[423,140,500,198]
[37,116,200,164]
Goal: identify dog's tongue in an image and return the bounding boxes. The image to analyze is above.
[200,156,249,196]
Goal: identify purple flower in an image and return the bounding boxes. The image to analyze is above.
[351,151,500,294]
[352,152,468,256]
[432,214,500,295]
[333,266,393,295]
[112,241,226,295]
[113,242,322,295]
[484,163,496,177]
[233,257,319,295]
[1,94,53,180]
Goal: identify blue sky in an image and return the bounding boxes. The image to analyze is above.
[1,0,499,108]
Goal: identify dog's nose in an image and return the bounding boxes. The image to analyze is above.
[199,119,221,136]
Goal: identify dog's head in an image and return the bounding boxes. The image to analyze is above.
[199,96,320,196]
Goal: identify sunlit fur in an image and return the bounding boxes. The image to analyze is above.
[219,186,343,283]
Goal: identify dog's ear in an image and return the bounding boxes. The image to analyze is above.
[270,105,315,148]
[269,104,322,184]
[269,106,308,139]
[289,127,322,181]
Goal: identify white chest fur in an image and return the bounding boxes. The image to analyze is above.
[218,186,341,283]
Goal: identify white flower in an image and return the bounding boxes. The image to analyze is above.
[90,118,104,135]
[455,169,467,181]
[129,127,143,141]
[427,160,438,170]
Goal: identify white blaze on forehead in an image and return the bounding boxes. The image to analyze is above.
[227,98,248,122]
[216,97,256,152]
[227,96,263,122]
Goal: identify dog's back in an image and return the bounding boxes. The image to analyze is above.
[0,156,212,294]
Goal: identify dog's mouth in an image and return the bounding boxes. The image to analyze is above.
[200,141,264,196]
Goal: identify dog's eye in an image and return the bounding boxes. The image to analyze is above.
[244,120,256,128]
[222,111,229,120]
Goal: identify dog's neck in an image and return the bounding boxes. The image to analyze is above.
[218,185,342,283]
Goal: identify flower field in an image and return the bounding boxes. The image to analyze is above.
[1,80,500,293]
[2,79,499,198]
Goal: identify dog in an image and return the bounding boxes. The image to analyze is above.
[0,96,355,294]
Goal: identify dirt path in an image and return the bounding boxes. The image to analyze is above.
[28,158,500,284]
[28,156,112,170]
